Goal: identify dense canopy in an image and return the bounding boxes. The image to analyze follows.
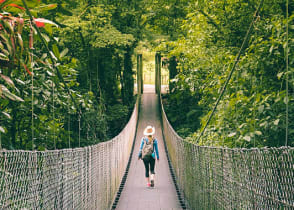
[0,0,293,150]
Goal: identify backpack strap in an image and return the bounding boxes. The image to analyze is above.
[144,137,155,144]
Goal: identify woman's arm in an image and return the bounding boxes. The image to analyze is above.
[138,138,145,159]
[154,139,159,160]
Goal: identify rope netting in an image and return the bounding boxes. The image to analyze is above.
[0,98,138,210]
[160,96,294,209]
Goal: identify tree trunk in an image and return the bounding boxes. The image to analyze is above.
[122,47,134,106]
[168,56,178,92]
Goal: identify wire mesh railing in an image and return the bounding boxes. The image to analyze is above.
[0,98,139,210]
[160,96,294,209]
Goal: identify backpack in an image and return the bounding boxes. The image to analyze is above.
[142,138,154,159]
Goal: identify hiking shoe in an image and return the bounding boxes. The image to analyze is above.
[150,180,154,187]
[147,183,151,187]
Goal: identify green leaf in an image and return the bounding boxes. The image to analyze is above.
[277,72,284,79]
[284,96,289,104]
[34,4,57,12]
[49,51,57,61]
[44,24,53,35]
[60,48,68,58]
[274,119,279,125]
[244,135,251,142]
[228,132,236,137]
[52,45,60,59]
[2,111,11,119]
[239,123,247,129]
[15,78,25,85]
[0,41,4,50]
[260,121,268,127]
[0,74,15,87]
[254,131,262,136]
[258,105,264,113]
[46,70,53,76]
[57,4,73,16]
[0,53,9,61]
[269,45,274,54]
[41,33,50,43]
[39,115,48,121]
[17,33,23,51]
[1,84,24,102]
[0,126,5,133]
[2,18,14,34]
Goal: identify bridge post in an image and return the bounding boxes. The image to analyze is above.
[137,54,143,94]
[155,52,161,94]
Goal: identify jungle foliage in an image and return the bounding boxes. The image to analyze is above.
[0,0,293,150]
[153,0,294,148]
[0,0,145,150]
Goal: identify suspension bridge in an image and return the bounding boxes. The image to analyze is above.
[0,2,293,208]
[1,53,293,209]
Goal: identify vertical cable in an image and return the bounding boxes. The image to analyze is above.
[235,66,240,148]
[30,25,34,150]
[31,64,34,150]
[253,76,256,148]
[52,79,56,149]
[78,111,81,147]
[285,0,289,146]
[68,102,71,148]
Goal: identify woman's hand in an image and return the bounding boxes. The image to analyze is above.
[138,152,142,160]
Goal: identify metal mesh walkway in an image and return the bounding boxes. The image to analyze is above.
[115,88,182,209]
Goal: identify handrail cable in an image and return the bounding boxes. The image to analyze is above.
[285,0,289,146]
[196,0,264,143]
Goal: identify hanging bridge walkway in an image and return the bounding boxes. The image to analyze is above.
[1,53,293,209]
[1,1,293,208]
[115,86,181,210]
[1,83,293,210]
[1,54,294,210]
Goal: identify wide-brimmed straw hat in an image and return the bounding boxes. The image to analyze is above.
[144,125,155,136]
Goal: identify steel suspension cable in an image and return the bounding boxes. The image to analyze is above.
[285,0,289,146]
[30,30,34,150]
[52,79,56,149]
[78,112,81,147]
[68,101,71,148]
[253,75,256,147]
[196,0,264,143]
[31,62,34,150]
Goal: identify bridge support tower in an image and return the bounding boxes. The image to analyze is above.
[137,54,143,94]
[155,52,161,94]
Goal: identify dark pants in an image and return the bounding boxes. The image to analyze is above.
[142,155,155,178]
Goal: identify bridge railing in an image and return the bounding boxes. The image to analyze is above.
[0,97,139,210]
[160,95,294,209]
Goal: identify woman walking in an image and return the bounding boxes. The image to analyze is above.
[138,125,159,187]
